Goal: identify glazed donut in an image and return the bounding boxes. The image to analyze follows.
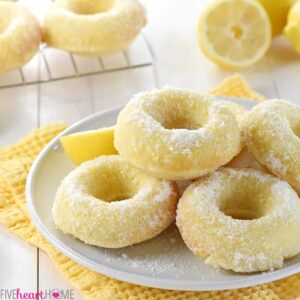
[53,155,179,248]
[115,87,241,180]
[176,168,300,272]
[0,2,41,73]
[244,99,300,192]
[43,0,146,56]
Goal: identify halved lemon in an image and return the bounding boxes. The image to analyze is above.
[60,126,117,164]
[198,0,272,69]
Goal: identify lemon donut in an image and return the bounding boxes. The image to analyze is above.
[245,99,300,192]
[176,168,300,272]
[0,2,41,73]
[115,87,241,180]
[43,0,146,56]
[53,155,179,248]
[220,101,263,170]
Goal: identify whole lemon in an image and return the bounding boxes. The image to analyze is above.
[257,0,294,37]
[284,0,300,53]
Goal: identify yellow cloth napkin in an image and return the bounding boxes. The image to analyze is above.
[0,74,299,300]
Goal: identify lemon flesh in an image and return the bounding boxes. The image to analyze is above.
[284,0,300,54]
[60,126,117,164]
[198,0,272,69]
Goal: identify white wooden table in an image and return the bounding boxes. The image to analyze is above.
[1,0,300,298]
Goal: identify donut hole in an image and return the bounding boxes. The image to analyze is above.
[292,125,300,138]
[218,186,272,220]
[66,0,115,15]
[220,198,265,220]
[91,181,137,202]
[161,115,202,130]
[148,105,204,130]
[143,94,209,130]
[82,165,140,202]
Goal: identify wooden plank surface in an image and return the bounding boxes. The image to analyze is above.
[0,228,37,292]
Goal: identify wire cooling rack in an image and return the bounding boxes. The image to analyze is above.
[0,34,154,89]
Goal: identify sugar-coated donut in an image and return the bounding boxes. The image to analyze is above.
[53,155,179,248]
[176,168,300,272]
[244,99,300,192]
[0,2,41,73]
[115,87,241,180]
[220,101,262,170]
[43,0,146,56]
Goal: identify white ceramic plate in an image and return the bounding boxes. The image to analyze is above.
[26,98,300,291]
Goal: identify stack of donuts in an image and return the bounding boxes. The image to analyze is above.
[0,0,146,72]
[53,86,300,273]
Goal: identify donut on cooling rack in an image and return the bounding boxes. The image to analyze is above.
[244,99,300,192]
[0,2,41,73]
[114,86,241,180]
[53,155,179,248]
[43,0,146,56]
[176,168,300,272]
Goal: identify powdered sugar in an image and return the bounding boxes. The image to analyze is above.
[271,181,290,197]
[101,225,222,280]
[233,251,275,271]
[195,179,222,214]
[170,130,201,147]
[267,155,287,175]
[271,181,299,213]
[148,215,160,228]
[153,182,172,203]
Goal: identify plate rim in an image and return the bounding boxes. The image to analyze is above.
[26,104,300,291]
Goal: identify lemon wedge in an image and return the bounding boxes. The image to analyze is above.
[60,126,117,164]
[198,0,272,69]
